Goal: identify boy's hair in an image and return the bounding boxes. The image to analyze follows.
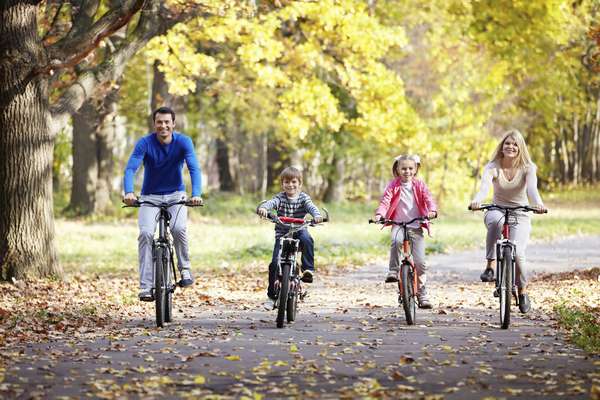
[392,154,421,177]
[279,166,303,184]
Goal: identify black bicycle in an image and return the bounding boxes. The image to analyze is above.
[469,204,546,329]
[262,210,328,328]
[369,216,430,325]
[125,199,201,327]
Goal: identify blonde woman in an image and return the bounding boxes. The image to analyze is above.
[469,129,547,313]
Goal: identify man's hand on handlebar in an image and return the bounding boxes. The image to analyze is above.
[189,196,203,206]
[123,192,138,206]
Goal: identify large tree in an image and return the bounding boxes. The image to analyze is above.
[0,0,148,280]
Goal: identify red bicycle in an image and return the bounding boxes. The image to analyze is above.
[369,216,430,325]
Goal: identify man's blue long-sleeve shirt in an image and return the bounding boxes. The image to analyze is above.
[123,132,202,196]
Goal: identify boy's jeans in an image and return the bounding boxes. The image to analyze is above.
[138,191,190,290]
[267,229,314,299]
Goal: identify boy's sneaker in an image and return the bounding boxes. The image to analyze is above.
[263,296,277,311]
[417,287,432,309]
[480,268,494,282]
[179,269,194,287]
[385,271,399,283]
[138,289,153,302]
[301,270,314,283]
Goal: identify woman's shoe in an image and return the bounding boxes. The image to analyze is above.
[518,294,531,313]
[480,268,494,282]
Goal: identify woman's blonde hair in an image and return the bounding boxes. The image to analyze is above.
[392,154,420,177]
[490,129,533,169]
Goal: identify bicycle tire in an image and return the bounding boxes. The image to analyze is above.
[276,263,291,328]
[154,247,166,328]
[400,262,416,325]
[164,248,173,323]
[287,283,298,323]
[499,246,512,329]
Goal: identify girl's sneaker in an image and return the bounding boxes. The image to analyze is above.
[385,271,399,283]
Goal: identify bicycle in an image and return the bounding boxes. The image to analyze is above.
[261,209,328,328]
[124,199,201,327]
[369,216,431,325]
[469,204,547,329]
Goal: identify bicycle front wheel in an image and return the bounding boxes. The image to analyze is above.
[154,247,166,328]
[400,262,416,325]
[164,248,173,323]
[499,246,512,329]
[276,263,291,328]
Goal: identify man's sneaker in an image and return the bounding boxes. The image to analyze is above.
[518,294,531,313]
[263,296,277,311]
[179,269,194,287]
[139,289,153,302]
[385,271,399,283]
[417,287,433,309]
[480,268,494,282]
[301,270,314,283]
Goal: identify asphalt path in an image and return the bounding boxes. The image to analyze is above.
[2,236,599,399]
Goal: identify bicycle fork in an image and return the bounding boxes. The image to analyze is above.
[398,240,418,302]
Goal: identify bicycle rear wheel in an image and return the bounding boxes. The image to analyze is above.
[164,248,174,323]
[276,263,291,328]
[154,247,166,328]
[400,262,416,325]
[499,246,512,329]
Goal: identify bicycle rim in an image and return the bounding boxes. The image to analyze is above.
[500,247,512,329]
[276,263,291,328]
[401,263,416,325]
[154,247,166,328]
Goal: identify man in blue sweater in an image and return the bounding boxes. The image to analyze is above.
[123,107,203,301]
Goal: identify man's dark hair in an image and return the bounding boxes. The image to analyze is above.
[153,106,176,122]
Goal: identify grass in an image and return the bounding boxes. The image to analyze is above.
[555,304,600,354]
[54,186,600,277]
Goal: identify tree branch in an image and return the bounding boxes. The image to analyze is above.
[33,0,145,77]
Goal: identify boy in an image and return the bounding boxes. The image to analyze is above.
[257,167,323,309]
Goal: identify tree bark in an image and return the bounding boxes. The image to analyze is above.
[0,1,61,279]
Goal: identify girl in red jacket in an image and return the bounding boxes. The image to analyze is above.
[373,155,438,308]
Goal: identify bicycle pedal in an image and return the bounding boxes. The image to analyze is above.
[493,288,499,298]
[300,290,308,300]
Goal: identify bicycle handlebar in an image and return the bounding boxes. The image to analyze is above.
[368,216,431,225]
[122,199,204,208]
[468,204,547,214]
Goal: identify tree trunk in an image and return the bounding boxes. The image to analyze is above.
[323,154,346,202]
[69,88,119,215]
[70,101,98,215]
[215,138,234,191]
[0,1,61,279]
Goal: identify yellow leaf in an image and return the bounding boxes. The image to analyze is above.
[225,355,241,361]
[290,344,298,353]
[194,375,206,384]
[503,374,518,380]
